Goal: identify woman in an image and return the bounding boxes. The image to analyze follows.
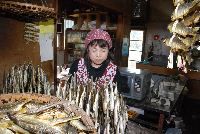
[69,29,121,93]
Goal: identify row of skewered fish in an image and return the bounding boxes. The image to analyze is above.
[24,23,39,44]
[0,93,95,134]
[1,63,128,133]
[2,62,51,95]
[164,0,200,72]
[56,74,128,134]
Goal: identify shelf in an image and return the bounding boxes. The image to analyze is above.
[69,12,107,18]
[66,53,83,57]
[66,30,90,32]
[74,49,84,50]
[66,48,83,51]
[69,37,86,39]
[66,42,85,44]
[65,61,73,63]
[66,29,117,32]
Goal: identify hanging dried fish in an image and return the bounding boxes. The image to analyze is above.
[164,35,189,51]
[179,36,196,46]
[24,37,38,43]
[25,30,38,34]
[171,0,199,21]
[193,11,200,23]
[168,20,199,36]
[24,23,39,44]
[173,0,185,6]
[182,14,195,26]
[25,23,35,26]
[24,34,39,38]
[25,26,39,32]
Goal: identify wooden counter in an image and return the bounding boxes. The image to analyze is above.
[136,63,200,80]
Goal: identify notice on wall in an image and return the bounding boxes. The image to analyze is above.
[39,19,54,34]
[122,38,129,56]
[35,25,54,62]
[39,33,54,62]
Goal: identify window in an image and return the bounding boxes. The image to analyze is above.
[57,20,74,49]
[128,30,144,68]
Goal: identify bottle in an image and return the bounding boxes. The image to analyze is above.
[169,119,175,128]
[143,60,147,64]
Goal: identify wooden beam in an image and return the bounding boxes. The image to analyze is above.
[115,15,124,66]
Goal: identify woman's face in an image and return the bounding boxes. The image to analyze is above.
[89,44,109,68]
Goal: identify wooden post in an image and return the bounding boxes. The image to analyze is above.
[114,14,124,66]
[54,0,58,95]
[106,13,110,29]
[158,114,165,133]
[60,17,65,50]
[78,14,84,30]
[96,13,100,29]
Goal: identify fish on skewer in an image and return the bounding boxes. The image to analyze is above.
[25,26,39,32]
[179,36,196,47]
[79,87,85,109]
[57,122,79,134]
[193,11,200,24]
[24,37,38,43]
[168,20,199,36]
[182,14,195,26]
[173,0,185,6]
[7,112,65,134]
[76,85,80,106]
[103,86,109,114]
[25,23,35,26]
[49,116,81,126]
[171,1,199,21]
[24,100,72,115]
[114,98,119,128]
[25,30,38,34]
[110,83,114,112]
[24,34,39,38]
[86,91,91,116]
[0,118,31,134]
[119,114,124,134]
[0,99,29,114]
[56,82,62,98]
[164,35,189,51]
[70,119,95,132]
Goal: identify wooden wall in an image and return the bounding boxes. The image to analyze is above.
[0,0,57,92]
[0,17,54,92]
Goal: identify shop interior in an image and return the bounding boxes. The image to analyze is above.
[0,0,200,133]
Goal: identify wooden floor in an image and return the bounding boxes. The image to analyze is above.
[126,120,159,134]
